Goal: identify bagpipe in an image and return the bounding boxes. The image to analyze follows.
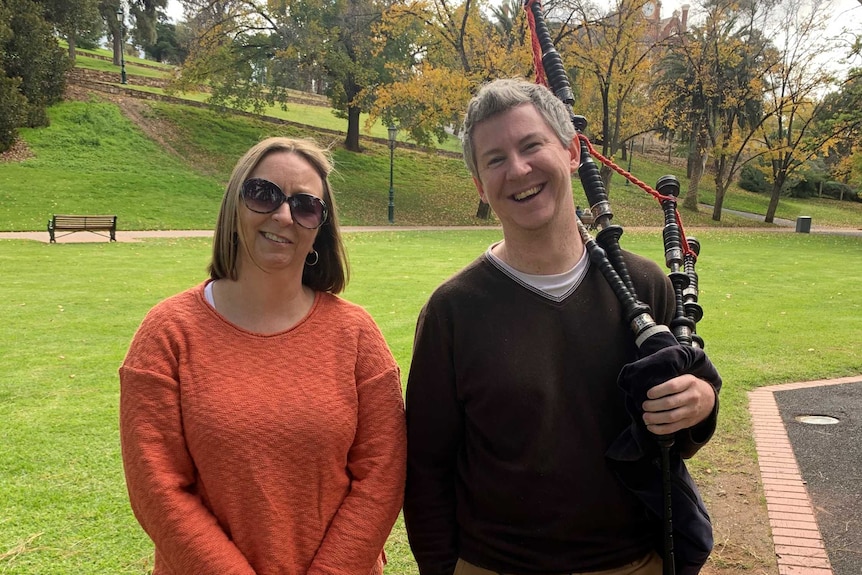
[522,1,722,574]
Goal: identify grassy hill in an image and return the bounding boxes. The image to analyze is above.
[1,55,860,232]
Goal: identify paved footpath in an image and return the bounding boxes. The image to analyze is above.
[0,226,501,243]
[749,377,861,575]
[1,224,860,244]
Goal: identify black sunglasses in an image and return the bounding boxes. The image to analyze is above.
[241,178,329,229]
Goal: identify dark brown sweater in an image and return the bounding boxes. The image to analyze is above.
[404,250,712,575]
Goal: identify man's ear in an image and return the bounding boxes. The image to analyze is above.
[569,137,581,173]
[474,177,488,203]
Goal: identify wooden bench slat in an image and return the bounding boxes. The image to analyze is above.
[53,220,116,226]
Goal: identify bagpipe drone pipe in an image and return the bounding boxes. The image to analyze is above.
[522,1,722,574]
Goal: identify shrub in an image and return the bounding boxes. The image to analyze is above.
[821,181,859,202]
[0,75,26,150]
[786,175,816,198]
[0,0,70,151]
[786,174,859,202]
[738,164,770,193]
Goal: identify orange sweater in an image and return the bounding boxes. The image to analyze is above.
[119,282,407,575]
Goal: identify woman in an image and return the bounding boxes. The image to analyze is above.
[119,137,407,575]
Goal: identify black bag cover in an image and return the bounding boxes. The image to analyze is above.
[606,331,721,575]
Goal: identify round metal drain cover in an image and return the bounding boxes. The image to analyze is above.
[794,415,840,425]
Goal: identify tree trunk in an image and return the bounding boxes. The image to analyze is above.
[686,131,697,179]
[67,34,77,61]
[712,182,728,221]
[712,153,732,221]
[765,182,782,223]
[345,105,361,152]
[765,162,786,223]
[683,149,705,211]
[113,32,122,66]
[599,163,613,198]
[712,169,730,222]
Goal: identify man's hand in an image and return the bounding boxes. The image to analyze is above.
[641,375,716,435]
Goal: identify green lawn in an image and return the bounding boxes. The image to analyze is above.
[75,54,171,79]
[4,99,860,233]
[69,44,176,74]
[0,100,483,231]
[68,49,462,154]
[1,230,860,573]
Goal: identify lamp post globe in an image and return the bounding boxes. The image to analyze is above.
[116,8,127,85]
[387,124,397,224]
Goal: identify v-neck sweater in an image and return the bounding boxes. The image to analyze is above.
[405,250,717,574]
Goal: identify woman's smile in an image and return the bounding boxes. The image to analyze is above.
[262,231,292,244]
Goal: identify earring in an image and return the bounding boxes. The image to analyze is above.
[305,250,319,266]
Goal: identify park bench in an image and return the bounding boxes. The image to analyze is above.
[577,210,596,230]
[48,214,117,243]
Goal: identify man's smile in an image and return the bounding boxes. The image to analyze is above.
[513,185,542,201]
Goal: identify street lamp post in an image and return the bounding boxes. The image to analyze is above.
[625,138,634,185]
[387,124,397,224]
[116,8,127,85]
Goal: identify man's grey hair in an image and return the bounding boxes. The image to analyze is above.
[460,78,577,179]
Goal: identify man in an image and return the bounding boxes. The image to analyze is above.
[404,78,720,575]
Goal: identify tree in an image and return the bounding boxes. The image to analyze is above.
[99,0,167,68]
[0,4,26,151]
[98,1,122,66]
[371,0,532,147]
[129,0,168,48]
[0,74,26,151]
[311,0,389,151]
[172,2,280,110]
[2,0,69,130]
[141,17,188,63]
[555,0,666,193]
[754,0,846,223]
[654,35,711,210]
[815,68,862,189]
[41,0,103,60]
[371,0,532,217]
[175,0,392,152]
[654,0,775,215]
[490,0,528,50]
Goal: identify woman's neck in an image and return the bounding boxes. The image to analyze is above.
[212,272,316,334]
